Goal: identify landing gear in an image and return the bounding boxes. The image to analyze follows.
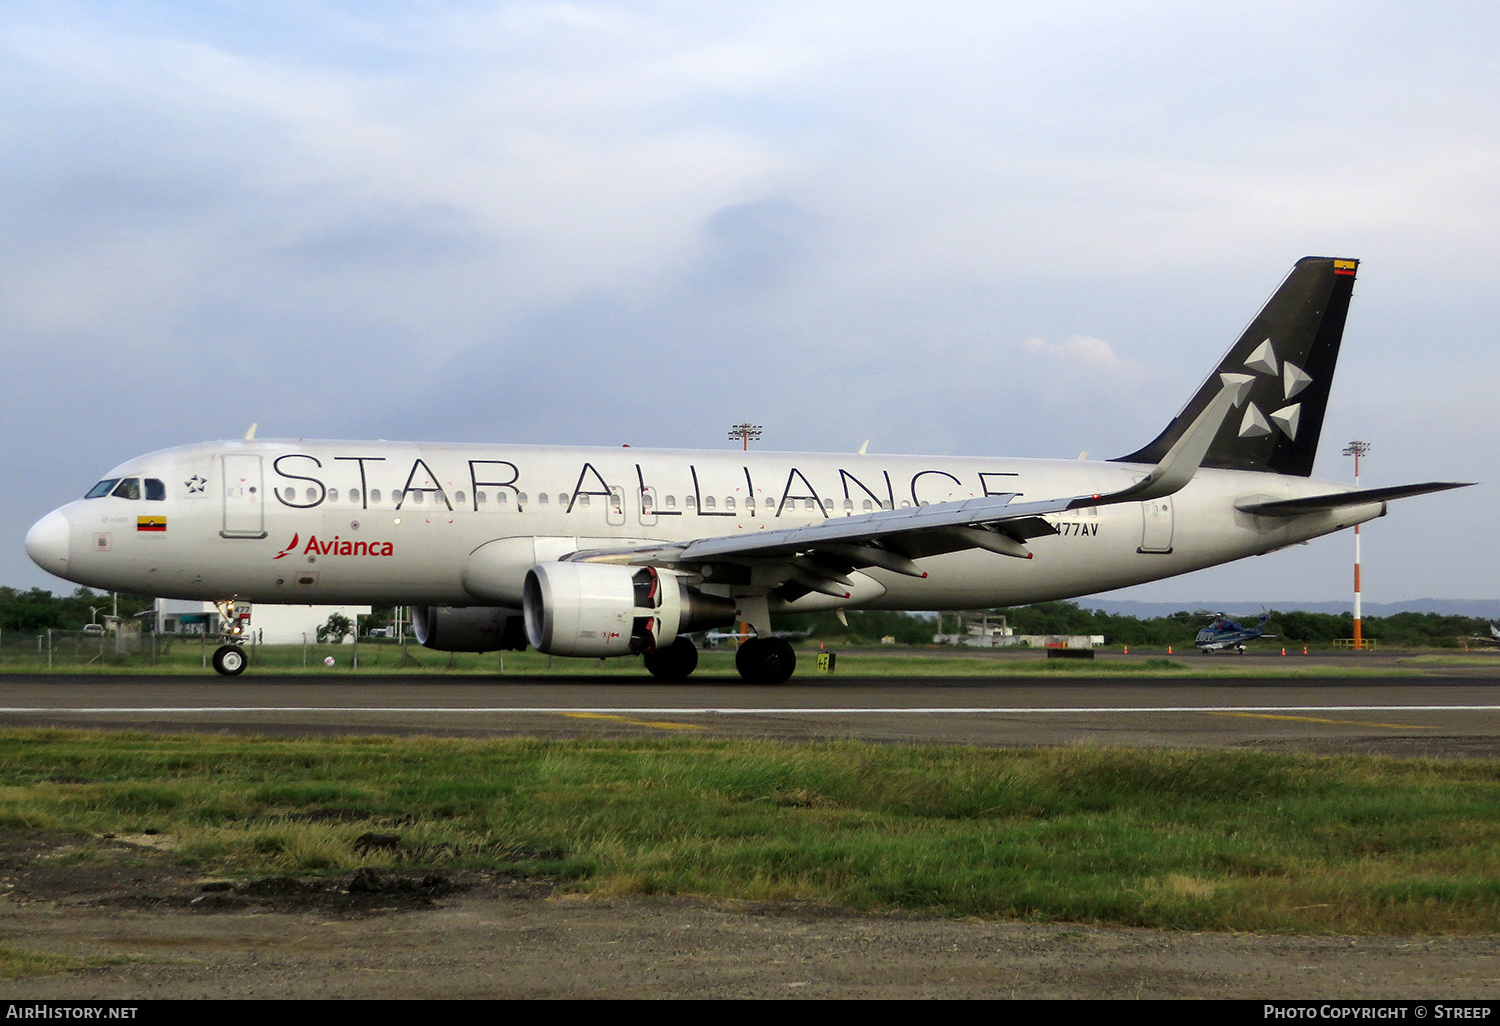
[644,636,699,681]
[212,644,247,676]
[211,599,252,676]
[735,637,796,684]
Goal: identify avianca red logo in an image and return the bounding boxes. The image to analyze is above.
[273,533,394,559]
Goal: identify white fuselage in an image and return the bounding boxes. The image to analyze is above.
[29,439,1380,612]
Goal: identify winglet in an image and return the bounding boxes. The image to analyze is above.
[1070,377,1243,509]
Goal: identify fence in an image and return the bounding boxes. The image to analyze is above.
[0,629,438,671]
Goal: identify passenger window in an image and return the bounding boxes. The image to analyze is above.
[862,500,873,511]
[665,495,676,509]
[85,479,119,499]
[686,495,697,509]
[538,493,549,505]
[454,490,466,505]
[804,498,815,511]
[328,488,339,502]
[844,499,854,512]
[517,492,528,505]
[558,493,568,506]
[577,494,590,507]
[496,492,508,505]
[112,478,141,500]
[704,496,716,509]
[725,497,735,509]
[392,490,404,504]
[370,489,382,504]
[306,487,318,504]
[477,491,487,505]
[145,479,166,501]
[411,492,424,505]
[349,489,361,505]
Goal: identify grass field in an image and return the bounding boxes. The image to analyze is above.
[0,638,1442,677]
[3,728,1499,935]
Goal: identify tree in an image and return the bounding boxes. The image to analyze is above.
[317,613,353,644]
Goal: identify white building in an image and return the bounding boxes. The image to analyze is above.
[154,599,373,645]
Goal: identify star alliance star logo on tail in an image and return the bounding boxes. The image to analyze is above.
[1236,338,1309,441]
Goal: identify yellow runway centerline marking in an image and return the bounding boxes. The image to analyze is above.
[563,712,704,730]
[1208,711,1435,730]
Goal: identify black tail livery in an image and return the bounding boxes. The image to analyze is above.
[1115,256,1357,477]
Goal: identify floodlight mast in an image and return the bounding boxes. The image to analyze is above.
[1343,440,1371,649]
[728,423,763,451]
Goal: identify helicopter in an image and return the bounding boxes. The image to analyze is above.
[1195,612,1275,653]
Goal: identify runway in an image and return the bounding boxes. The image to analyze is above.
[3,672,1499,756]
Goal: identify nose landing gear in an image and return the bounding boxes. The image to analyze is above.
[212,644,247,676]
[210,599,251,676]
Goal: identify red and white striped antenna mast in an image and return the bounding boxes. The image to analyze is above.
[1343,440,1371,649]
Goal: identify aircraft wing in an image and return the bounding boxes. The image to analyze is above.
[564,379,1244,598]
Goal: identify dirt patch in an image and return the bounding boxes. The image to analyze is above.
[0,831,1497,999]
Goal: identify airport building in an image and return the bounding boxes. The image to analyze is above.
[153,599,373,645]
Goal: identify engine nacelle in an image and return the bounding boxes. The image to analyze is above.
[411,605,528,652]
[522,562,735,657]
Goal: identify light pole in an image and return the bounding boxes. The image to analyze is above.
[1343,440,1370,649]
[728,423,763,451]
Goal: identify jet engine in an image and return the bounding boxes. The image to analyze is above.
[522,562,735,657]
[412,605,528,652]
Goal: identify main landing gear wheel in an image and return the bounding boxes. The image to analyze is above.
[735,637,796,684]
[212,645,247,676]
[644,636,699,681]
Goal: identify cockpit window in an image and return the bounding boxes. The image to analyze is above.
[84,479,120,499]
[145,478,166,501]
[111,478,141,500]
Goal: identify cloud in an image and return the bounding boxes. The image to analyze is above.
[1021,335,1142,382]
[1,2,1497,602]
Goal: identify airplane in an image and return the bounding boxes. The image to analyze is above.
[1466,624,1500,647]
[1195,612,1275,653]
[25,256,1471,683]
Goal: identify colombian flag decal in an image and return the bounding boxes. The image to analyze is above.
[1333,259,1357,276]
[137,516,167,532]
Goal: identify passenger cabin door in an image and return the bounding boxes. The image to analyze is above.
[221,454,267,539]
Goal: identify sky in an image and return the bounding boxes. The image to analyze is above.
[2,1,1496,606]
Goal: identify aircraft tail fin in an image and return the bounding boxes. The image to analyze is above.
[1114,256,1359,477]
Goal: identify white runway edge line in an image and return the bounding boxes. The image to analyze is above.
[4,706,1500,715]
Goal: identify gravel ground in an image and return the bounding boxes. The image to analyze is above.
[0,832,1497,999]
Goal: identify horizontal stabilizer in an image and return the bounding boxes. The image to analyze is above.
[1235,481,1472,517]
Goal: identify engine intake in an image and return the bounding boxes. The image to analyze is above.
[522,562,735,657]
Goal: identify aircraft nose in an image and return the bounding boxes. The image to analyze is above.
[25,509,71,577]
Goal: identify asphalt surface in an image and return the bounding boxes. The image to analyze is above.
[2,664,1499,756]
[4,662,1500,999]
